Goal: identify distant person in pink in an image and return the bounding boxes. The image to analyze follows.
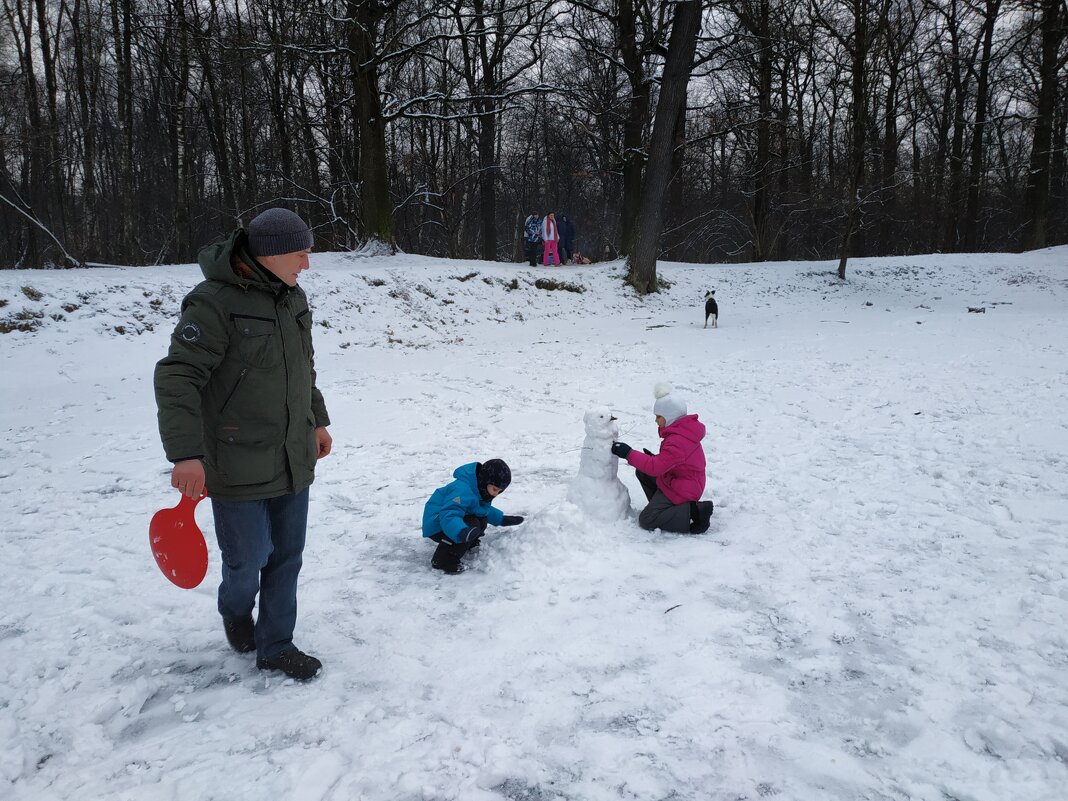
[610,383,714,534]
[541,212,560,266]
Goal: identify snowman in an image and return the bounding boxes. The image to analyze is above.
[567,406,632,522]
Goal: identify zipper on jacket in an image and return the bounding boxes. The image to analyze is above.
[220,368,249,414]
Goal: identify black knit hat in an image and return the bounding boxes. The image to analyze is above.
[247,208,314,257]
[477,459,511,500]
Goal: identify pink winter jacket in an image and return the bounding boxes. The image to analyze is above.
[625,414,707,504]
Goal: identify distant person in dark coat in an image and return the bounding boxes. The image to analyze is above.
[557,214,576,264]
[523,212,542,267]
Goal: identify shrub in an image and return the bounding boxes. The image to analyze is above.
[1,309,44,333]
[0,320,40,333]
[534,278,585,293]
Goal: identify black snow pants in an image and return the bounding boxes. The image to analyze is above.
[635,469,696,534]
[525,239,541,267]
[430,515,488,572]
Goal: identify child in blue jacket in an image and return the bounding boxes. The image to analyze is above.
[422,459,524,573]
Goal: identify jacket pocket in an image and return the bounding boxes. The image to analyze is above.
[231,315,281,368]
[215,426,284,487]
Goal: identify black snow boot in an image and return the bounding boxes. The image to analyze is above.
[432,541,467,574]
[256,649,323,681]
[689,501,714,534]
[223,616,256,653]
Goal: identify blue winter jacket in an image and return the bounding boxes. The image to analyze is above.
[524,215,543,243]
[422,463,505,543]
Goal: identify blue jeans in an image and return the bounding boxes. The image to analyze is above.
[211,488,309,659]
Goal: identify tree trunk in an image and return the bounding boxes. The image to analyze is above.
[666,100,687,258]
[838,0,872,279]
[71,0,98,260]
[478,113,498,259]
[963,0,1001,251]
[618,0,650,256]
[348,1,395,250]
[173,0,193,258]
[743,0,774,262]
[626,0,701,295]
[34,0,68,257]
[1021,0,1065,250]
[942,0,968,252]
[110,0,135,259]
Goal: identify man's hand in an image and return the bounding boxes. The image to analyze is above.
[315,426,332,458]
[171,459,206,499]
[611,441,632,458]
[500,515,524,526]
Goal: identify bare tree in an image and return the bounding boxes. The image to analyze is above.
[1021,0,1067,250]
[0,0,1065,267]
[627,0,702,294]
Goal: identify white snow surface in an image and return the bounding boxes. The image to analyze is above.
[566,406,633,523]
[2,249,1068,801]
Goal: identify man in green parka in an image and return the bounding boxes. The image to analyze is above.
[154,208,331,681]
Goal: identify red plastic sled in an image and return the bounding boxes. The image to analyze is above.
[149,493,209,589]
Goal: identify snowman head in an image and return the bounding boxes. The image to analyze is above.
[583,406,619,439]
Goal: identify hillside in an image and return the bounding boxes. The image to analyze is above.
[2,248,1067,801]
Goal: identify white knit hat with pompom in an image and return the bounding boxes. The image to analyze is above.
[652,382,687,426]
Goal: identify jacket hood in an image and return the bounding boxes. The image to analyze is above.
[659,413,705,442]
[452,462,480,495]
[197,228,273,288]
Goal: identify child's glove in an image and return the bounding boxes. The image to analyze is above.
[500,515,524,526]
[611,441,632,458]
[458,526,483,544]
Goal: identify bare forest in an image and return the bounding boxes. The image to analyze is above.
[1,0,1066,277]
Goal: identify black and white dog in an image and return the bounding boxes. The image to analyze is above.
[704,290,719,328]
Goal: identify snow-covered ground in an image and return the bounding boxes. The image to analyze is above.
[2,247,1067,801]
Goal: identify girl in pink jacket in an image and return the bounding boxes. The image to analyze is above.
[611,384,714,533]
[541,212,560,266]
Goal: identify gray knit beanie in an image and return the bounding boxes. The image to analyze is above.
[653,382,687,426]
[247,208,313,257]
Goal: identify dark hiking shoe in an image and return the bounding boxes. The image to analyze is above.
[689,501,714,534]
[256,649,322,681]
[223,616,256,653]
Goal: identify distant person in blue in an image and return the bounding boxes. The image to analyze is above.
[422,459,524,574]
[523,212,543,267]
[557,214,576,264]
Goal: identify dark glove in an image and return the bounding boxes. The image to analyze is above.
[611,441,632,458]
[500,515,524,526]
[457,525,482,544]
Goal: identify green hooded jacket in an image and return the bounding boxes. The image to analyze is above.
[154,229,330,501]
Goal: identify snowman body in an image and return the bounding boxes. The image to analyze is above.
[567,406,632,522]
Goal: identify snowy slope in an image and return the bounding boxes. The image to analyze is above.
[1,248,1067,801]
